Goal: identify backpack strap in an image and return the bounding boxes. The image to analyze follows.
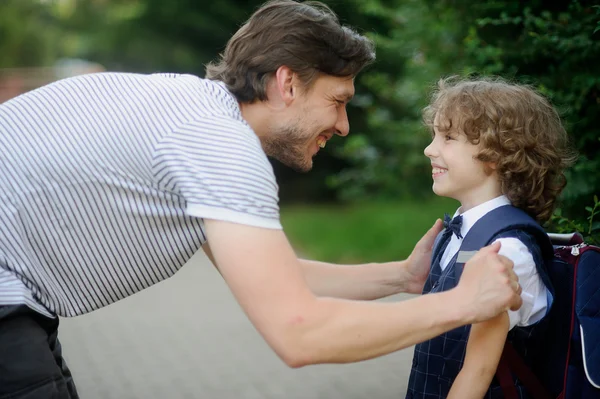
[496,345,520,398]
[453,205,554,276]
[498,344,552,399]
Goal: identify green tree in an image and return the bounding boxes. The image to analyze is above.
[4,0,597,240]
[327,0,469,202]
[0,0,61,67]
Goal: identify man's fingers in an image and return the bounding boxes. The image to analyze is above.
[509,279,520,293]
[425,219,443,240]
[497,254,514,269]
[509,294,523,311]
[416,219,444,250]
[498,254,519,293]
[481,240,502,254]
[508,270,522,311]
[509,269,519,285]
[504,257,521,295]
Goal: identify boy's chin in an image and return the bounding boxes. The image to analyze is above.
[431,185,447,196]
[432,186,457,201]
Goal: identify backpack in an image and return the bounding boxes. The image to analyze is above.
[441,205,600,399]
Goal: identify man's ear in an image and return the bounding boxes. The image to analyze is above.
[274,65,298,106]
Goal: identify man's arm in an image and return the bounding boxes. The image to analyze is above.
[203,219,521,367]
[204,244,412,299]
[202,241,218,270]
[297,259,408,300]
[448,313,510,399]
[203,219,443,300]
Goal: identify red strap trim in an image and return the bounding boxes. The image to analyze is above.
[496,343,519,398]
[503,343,553,399]
[562,251,581,398]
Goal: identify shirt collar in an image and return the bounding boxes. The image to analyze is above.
[453,195,511,240]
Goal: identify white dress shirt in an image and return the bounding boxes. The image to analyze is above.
[439,196,549,329]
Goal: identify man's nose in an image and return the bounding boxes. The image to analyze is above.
[335,107,349,137]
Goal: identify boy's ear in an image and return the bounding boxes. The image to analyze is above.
[484,162,498,175]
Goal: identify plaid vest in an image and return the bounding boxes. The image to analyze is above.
[405,229,549,399]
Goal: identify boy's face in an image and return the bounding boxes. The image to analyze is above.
[424,114,501,211]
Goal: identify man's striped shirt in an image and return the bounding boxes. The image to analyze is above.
[0,72,281,317]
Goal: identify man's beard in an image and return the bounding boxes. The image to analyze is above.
[261,123,315,172]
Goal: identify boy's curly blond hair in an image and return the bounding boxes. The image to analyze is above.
[423,77,577,222]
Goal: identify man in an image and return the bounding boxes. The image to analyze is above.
[0,1,522,397]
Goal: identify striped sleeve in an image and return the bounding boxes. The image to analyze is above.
[152,115,282,229]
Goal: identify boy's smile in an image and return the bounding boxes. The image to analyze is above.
[431,164,448,178]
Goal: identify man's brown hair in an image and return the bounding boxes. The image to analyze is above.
[423,76,577,222]
[205,0,375,103]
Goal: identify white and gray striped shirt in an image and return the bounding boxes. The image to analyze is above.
[0,72,281,317]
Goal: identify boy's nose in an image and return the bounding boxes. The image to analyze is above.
[424,142,435,158]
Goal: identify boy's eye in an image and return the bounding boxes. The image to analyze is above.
[444,134,455,141]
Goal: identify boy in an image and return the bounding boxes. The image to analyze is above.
[406,77,576,399]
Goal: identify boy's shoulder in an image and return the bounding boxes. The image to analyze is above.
[492,229,542,251]
[439,205,553,273]
[462,205,552,256]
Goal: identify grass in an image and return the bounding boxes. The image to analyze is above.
[280,196,459,264]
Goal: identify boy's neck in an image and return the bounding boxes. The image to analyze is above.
[458,190,503,213]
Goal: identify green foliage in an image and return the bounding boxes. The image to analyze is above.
[281,197,458,263]
[59,0,267,75]
[327,0,468,201]
[549,195,600,245]
[0,0,61,67]
[1,0,597,232]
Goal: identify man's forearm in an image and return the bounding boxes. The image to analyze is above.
[206,243,420,300]
[287,288,473,366]
[299,259,415,300]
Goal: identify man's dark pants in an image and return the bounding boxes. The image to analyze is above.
[0,305,79,398]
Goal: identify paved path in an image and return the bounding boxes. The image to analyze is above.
[59,252,415,399]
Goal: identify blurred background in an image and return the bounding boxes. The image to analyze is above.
[1,0,599,257]
[1,0,599,397]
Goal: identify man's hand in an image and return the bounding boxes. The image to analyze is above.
[404,219,444,294]
[454,241,522,324]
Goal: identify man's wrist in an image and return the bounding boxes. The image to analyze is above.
[368,260,424,296]
[444,287,477,325]
[400,259,426,294]
[383,260,412,294]
[421,290,474,336]
[404,275,424,294]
